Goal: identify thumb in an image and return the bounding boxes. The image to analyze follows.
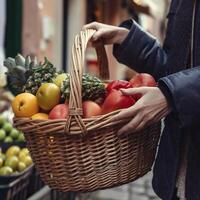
[120,87,152,95]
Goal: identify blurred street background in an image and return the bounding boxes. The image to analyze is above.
[0,0,170,85]
[76,173,160,200]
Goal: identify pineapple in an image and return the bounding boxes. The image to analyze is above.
[4,54,57,95]
[5,54,106,103]
[22,57,57,94]
[60,73,106,102]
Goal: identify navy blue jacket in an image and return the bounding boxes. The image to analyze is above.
[113,0,200,199]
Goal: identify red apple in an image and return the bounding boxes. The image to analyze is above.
[49,104,69,119]
[129,73,157,101]
[102,90,136,114]
[129,73,157,87]
[82,101,102,118]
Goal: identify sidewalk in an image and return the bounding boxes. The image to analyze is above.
[76,172,161,200]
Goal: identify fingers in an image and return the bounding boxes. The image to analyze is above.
[82,22,100,31]
[133,121,146,133]
[82,22,96,31]
[110,104,139,122]
[82,22,105,42]
[83,22,123,45]
[120,87,154,95]
[118,115,151,136]
[117,114,142,135]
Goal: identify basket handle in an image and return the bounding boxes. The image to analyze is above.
[65,29,109,134]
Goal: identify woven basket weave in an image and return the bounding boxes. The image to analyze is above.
[14,29,161,192]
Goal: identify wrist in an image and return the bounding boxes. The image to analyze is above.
[116,28,129,44]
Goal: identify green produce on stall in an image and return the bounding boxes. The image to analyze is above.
[0,146,32,175]
[0,115,25,143]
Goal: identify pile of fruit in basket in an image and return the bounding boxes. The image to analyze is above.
[5,54,156,119]
[0,146,32,175]
[0,115,25,142]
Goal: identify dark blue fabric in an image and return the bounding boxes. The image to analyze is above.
[113,0,200,199]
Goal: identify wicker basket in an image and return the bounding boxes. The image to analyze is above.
[14,29,161,192]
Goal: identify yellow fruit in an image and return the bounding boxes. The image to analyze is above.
[0,166,13,175]
[31,113,49,120]
[5,156,19,171]
[18,162,26,172]
[23,156,33,167]
[0,157,3,168]
[36,83,61,111]
[18,152,27,162]
[6,146,20,157]
[20,148,29,156]
[12,93,39,117]
[0,153,6,162]
[53,73,68,88]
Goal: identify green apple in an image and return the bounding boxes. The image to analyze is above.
[4,136,13,143]
[9,128,20,139]
[17,132,25,142]
[0,129,6,140]
[36,83,61,111]
[3,122,13,133]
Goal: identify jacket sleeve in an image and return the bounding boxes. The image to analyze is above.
[113,19,168,80]
[158,66,200,127]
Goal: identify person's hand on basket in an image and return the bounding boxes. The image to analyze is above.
[110,87,171,135]
[83,22,129,45]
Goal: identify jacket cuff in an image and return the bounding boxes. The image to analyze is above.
[158,79,175,110]
[113,19,137,62]
[113,19,158,74]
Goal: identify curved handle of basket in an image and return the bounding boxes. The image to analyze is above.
[66,29,109,134]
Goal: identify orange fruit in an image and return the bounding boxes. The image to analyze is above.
[31,113,49,120]
[12,93,39,117]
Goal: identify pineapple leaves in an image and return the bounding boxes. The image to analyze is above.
[4,54,57,96]
[15,54,25,67]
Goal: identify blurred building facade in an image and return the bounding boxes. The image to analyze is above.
[0,0,170,81]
